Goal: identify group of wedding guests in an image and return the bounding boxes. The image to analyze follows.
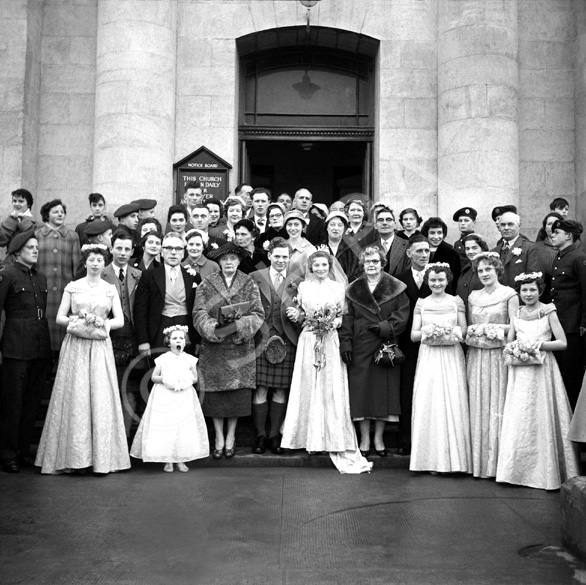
[1,186,585,491]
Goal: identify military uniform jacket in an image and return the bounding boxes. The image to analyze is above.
[550,243,586,333]
[0,262,52,360]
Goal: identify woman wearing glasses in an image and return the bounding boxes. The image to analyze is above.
[339,246,410,457]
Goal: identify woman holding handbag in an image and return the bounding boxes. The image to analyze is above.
[339,246,410,457]
[409,262,471,475]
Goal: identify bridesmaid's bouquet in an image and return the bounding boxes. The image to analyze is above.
[465,323,506,349]
[421,324,463,346]
[67,311,108,340]
[503,338,545,366]
[304,302,342,370]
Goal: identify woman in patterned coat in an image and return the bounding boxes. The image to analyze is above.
[35,199,81,353]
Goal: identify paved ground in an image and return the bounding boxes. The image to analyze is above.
[2,464,586,585]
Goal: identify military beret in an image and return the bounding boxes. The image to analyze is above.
[552,219,583,236]
[452,207,477,222]
[113,203,140,218]
[130,198,157,211]
[8,228,37,255]
[491,205,517,222]
[85,218,113,236]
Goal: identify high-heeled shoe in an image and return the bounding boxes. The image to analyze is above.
[163,463,174,473]
[224,445,235,458]
[212,448,223,460]
[375,449,388,457]
[176,462,189,472]
[360,448,370,457]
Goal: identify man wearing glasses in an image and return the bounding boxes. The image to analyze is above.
[363,205,409,276]
[134,233,199,356]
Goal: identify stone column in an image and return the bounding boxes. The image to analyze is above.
[93,0,177,206]
[438,0,519,239]
[0,0,42,201]
[575,0,586,229]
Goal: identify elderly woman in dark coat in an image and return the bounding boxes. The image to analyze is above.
[193,243,264,459]
[339,245,410,457]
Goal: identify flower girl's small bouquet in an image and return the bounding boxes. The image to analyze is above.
[421,323,463,346]
[67,311,108,340]
[465,323,506,349]
[304,302,342,370]
[503,338,545,366]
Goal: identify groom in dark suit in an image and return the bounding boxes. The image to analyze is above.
[249,237,302,454]
[134,233,199,356]
[396,234,431,455]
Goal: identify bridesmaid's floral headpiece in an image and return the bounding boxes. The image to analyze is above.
[474,251,500,261]
[81,243,108,253]
[514,272,543,283]
[426,262,450,270]
[163,325,189,336]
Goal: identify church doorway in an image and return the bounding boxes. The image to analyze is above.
[237,26,378,205]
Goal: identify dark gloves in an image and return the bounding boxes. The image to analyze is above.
[341,351,352,365]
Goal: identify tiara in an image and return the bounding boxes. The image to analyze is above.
[475,251,500,260]
[163,325,189,335]
[514,272,543,282]
[81,243,108,253]
[426,262,450,270]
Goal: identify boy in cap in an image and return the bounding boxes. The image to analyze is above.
[550,219,586,408]
[114,203,140,254]
[452,207,477,268]
[0,230,52,473]
[131,199,157,219]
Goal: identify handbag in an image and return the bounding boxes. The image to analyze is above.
[374,340,405,367]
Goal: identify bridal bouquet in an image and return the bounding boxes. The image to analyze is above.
[503,338,545,366]
[67,311,108,340]
[421,323,463,346]
[465,323,506,349]
[304,302,342,370]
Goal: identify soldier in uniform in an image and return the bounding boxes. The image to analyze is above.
[550,219,586,408]
[0,230,52,473]
[452,207,477,269]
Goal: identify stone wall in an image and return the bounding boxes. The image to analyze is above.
[518,0,575,236]
[575,0,586,230]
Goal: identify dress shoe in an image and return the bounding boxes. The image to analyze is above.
[224,446,235,458]
[253,435,266,454]
[163,463,174,473]
[269,434,283,455]
[176,463,189,473]
[212,449,223,460]
[397,447,411,456]
[1,461,20,473]
[17,455,35,467]
[360,449,370,458]
[375,449,388,457]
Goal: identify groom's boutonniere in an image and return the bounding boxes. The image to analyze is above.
[511,247,522,256]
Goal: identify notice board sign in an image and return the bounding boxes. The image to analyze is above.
[174,146,232,202]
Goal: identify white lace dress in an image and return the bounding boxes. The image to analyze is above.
[281,279,372,474]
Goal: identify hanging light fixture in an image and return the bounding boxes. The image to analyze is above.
[299,0,321,32]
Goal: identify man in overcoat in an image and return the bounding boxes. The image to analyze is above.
[0,231,52,472]
[550,219,586,407]
[249,238,302,454]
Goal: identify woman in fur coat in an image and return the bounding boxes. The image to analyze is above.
[339,246,410,456]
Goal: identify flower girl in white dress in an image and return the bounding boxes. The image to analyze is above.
[130,326,209,472]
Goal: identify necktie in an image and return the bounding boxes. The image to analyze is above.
[415,271,423,289]
[273,272,284,288]
[383,239,390,254]
[501,242,509,261]
[118,268,125,283]
[170,267,178,282]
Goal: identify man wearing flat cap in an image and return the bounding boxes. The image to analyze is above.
[114,203,140,255]
[0,230,52,473]
[453,207,477,269]
[131,199,157,219]
[550,219,586,407]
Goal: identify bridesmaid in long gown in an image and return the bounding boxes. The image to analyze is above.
[281,250,372,474]
[35,244,131,475]
[409,262,472,474]
[466,252,518,479]
[497,272,579,490]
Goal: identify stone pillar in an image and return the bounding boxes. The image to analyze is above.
[575,0,586,229]
[0,0,42,202]
[438,0,519,240]
[93,0,177,206]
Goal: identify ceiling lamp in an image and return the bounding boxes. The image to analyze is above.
[299,0,321,32]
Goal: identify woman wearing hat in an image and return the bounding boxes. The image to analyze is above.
[256,202,288,250]
[233,219,268,274]
[284,210,316,277]
[324,211,362,283]
[193,243,264,458]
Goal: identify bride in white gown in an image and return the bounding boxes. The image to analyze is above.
[281,250,372,474]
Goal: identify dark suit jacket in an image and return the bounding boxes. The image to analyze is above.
[101,263,142,325]
[491,238,540,289]
[249,268,302,346]
[133,264,198,348]
[396,269,431,359]
[304,214,327,246]
[362,234,410,276]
